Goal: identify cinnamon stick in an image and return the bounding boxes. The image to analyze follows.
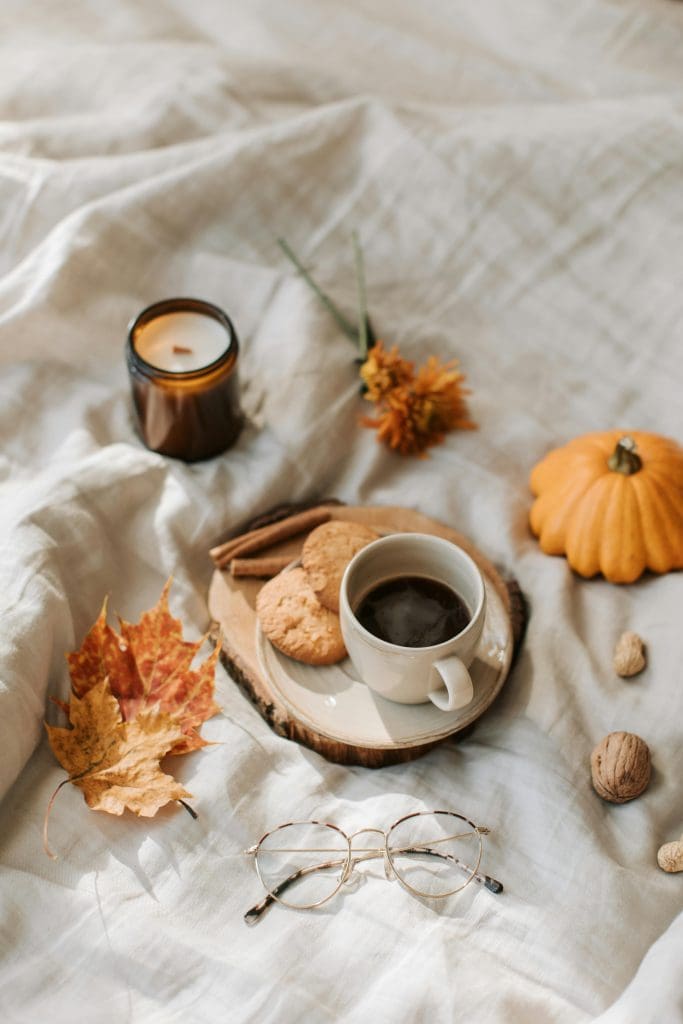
[230,555,293,578]
[210,506,333,568]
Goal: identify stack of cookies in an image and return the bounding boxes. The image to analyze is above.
[256,521,379,665]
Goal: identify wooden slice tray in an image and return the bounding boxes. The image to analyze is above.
[208,505,527,767]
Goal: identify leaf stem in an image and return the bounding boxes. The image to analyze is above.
[43,778,70,859]
[178,799,198,820]
[277,238,359,344]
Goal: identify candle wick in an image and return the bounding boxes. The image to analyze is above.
[172,344,194,354]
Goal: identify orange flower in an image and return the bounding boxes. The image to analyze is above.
[359,341,414,402]
[413,355,475,434]
[360,350,475,455]
[361,387,421,455]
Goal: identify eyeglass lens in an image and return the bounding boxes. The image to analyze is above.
[256,822,350,910]
[386,812,482,898]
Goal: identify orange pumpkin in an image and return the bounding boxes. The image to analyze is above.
[529,431,683,583]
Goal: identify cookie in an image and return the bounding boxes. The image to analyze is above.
[302,521,379,612]
[256,567,346,665]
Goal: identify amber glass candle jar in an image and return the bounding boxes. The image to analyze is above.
[127,298,243,462]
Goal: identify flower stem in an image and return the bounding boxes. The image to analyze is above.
[353,231,369,359]
[277,238,359,344]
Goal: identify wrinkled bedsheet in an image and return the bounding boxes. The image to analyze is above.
[1,2,682,1021]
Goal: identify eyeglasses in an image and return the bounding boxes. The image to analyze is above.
[244,810,503,924]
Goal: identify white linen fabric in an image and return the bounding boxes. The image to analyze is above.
[1,1,682,1021]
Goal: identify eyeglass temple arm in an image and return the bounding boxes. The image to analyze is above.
[414,847,504,894]
[244,855,350,925]
[244,848,502,925]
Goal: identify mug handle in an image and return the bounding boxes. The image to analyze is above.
[428,656,474,711]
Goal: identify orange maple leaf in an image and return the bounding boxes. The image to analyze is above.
[44,678,192,857]
[65,579,220,754]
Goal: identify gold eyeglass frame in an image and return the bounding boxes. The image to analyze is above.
[244,810,503,924]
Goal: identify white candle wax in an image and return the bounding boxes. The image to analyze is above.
[134,311,230,372]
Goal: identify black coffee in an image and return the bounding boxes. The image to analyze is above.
[355,575,470,648]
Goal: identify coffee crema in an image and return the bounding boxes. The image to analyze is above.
[354,575,471,648]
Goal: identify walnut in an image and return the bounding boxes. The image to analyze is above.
[657,837,683,873]
[590,732,651,803]
[613,631,646,677]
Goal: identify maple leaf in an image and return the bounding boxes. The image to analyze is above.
[44,678,191,857]
[66,579,220,754]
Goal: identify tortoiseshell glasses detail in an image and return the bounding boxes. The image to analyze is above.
[244,810,503,924]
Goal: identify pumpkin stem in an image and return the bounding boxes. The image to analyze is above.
[608,436,642,475]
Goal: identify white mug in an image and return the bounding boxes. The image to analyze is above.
[339,533,486,711]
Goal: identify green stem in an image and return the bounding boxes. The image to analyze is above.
[277,238,359,344]
[352,231,369,359]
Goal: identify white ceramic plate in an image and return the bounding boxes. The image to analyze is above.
[255,573,513,749]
